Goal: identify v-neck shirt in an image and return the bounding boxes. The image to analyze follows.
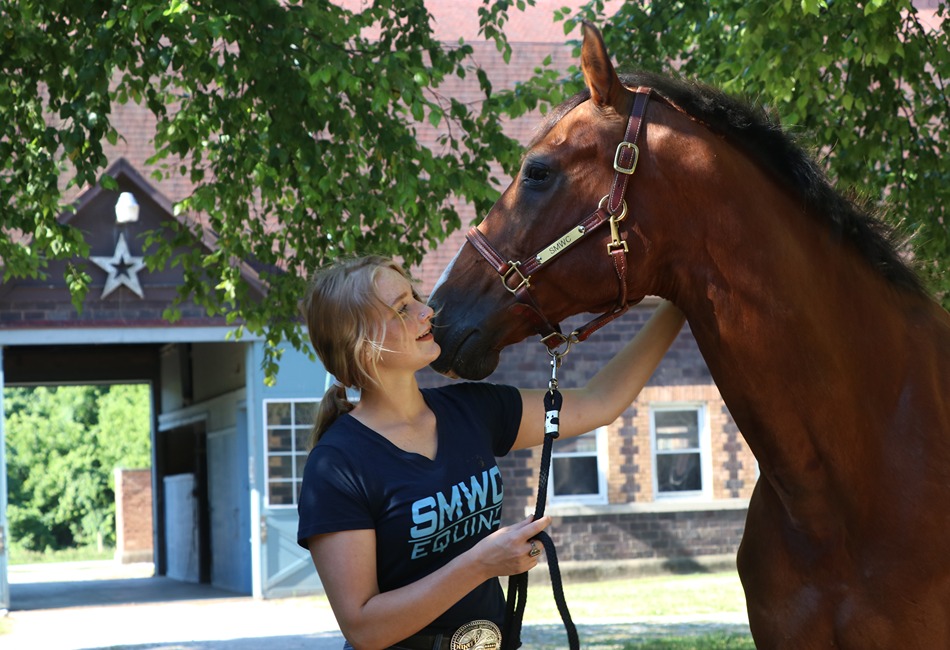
[297,382,522,630]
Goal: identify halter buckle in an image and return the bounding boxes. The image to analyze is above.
[502,261,531,294]
[613,141,640,175]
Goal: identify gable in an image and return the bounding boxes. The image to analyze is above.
[0,158,265,330]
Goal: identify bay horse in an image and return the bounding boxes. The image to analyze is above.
[428,22,950,650]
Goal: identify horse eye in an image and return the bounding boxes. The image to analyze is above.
[522,162,550,186]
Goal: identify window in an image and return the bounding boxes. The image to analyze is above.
[264,399,318,506]
[651,405,710,498]
[550,427,608,504]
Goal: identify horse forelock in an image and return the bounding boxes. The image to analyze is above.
[527,89,590,151]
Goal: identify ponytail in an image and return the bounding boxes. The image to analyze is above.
[310,383,355,448]
[302,255,414,447]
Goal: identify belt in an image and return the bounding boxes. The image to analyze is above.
[394,620,502,650]
[393,631,450,650]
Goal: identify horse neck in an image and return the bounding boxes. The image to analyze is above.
[643,119,917,532]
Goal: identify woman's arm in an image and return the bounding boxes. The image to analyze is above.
[308,515,551,650]
[512,300,685,450]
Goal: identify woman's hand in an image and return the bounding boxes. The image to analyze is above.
[471,515,552,577]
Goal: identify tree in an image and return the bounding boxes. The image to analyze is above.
[0,0,539,379]
[557,0,950,304]
[3,1,947,384]
[4,384,151,552]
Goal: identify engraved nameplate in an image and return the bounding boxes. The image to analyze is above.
[535,225,587,266]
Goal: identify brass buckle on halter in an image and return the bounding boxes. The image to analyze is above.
[502,260,531,294]
[613,141,640,174]
[542,330,577,358]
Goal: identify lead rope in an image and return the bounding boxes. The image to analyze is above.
[502,347,580,650]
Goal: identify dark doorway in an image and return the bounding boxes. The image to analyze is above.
[155,420,211,584]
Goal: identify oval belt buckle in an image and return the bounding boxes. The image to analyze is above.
[450,620,502,650]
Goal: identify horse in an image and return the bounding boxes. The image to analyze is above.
[428,22,950,650]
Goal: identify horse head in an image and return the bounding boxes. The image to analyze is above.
[429,23,670,379]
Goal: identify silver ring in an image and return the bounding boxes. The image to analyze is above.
[529,541,541,558]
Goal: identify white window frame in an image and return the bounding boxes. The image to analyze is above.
[650,403,713,500]
[262,398,319,508]
[548,426,609,505]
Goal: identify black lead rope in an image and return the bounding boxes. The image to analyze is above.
[502,352,580,650]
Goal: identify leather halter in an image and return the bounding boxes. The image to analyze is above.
[466,87,653,350]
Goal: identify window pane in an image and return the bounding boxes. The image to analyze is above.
[556,432,597,454]
[656,452,702,492]
[294,402,317,426]
[269,454,293,480]
[295,427,311,451]
[269,481,294,505]
[267,402,291,426]
[296,454,308,477]
[655,410,699,450]
[553,456,599,495]
[268,427,292,452]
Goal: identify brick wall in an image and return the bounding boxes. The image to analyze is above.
[114,468,154,564]
[547,508,748,563]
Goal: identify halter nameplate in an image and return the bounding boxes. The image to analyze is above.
[535,225,588,266]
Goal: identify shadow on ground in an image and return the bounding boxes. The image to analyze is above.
[521,622,752,649]
[74,631,345,650]
[10,576,241,611]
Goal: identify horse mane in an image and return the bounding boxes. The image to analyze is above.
[537,71,926,295]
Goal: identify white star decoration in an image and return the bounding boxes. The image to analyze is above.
[90,233,146,299]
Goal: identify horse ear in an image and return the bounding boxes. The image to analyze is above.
[580,21,625,110]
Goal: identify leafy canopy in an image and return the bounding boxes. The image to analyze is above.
[2,1,948,382]
[0,0,536,379]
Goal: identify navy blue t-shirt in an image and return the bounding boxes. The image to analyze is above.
[296,382,522,630]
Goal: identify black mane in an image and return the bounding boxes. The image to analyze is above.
[540,71,925,295]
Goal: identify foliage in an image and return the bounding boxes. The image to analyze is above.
[3,1,947,383]
[4,384,151,552]
[0,0,547,379]
[551,0,950,305]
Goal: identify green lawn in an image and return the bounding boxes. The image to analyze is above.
[523,572,748,620]
[624,634,755,649]
[8,544,114,565]
[518,572,753,649]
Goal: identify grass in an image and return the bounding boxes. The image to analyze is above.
[516,571,753,649]
[522,572,748,621]
[623,634,755,649]
[8,544,114,565]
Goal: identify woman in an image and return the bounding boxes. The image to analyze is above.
[297,255,685,650]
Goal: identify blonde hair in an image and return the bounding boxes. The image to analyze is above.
[301,255,418,447]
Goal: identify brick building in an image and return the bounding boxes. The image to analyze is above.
[2,1,939,607]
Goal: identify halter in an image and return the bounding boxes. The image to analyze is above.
[466,87,653,351]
